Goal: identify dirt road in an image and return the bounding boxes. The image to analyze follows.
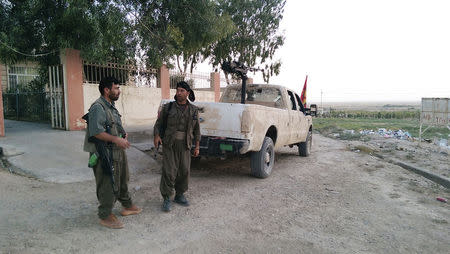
[1,135,449,253]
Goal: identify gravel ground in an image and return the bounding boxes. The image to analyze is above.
[0,134,449,253]
[344,135,449,178]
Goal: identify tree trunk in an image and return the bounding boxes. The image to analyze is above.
[177,55,183,73]
[224,71,231,85]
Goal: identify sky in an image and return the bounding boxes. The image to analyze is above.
[253,0,450,103]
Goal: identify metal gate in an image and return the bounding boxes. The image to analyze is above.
[2,91,50,122]
[48,65,66,129]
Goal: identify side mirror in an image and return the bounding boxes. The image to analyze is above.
[305,108,311,116]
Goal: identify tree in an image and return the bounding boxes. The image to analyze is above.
[207,0,286,83]
[169,0,234,74]
[1,0,286,83]
[0,0,137,91]
[131,0,234,73]
[0,0,136,66]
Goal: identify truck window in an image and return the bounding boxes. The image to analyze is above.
[294,93,306,112]
[221,85,284,108]
[287,91,297,110]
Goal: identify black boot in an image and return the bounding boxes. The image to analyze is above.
[162,197,171,212]
[174,193,190,206]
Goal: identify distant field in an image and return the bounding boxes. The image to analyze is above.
[313,117,449,140]
[312,101,421,112]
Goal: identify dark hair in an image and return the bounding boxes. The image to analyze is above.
[99,77,120,95]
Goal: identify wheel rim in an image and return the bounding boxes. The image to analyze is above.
[264,151,270,164]
[264,145,274,172]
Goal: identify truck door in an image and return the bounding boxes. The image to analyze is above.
[294,93,309,141]
[287,90,301,144]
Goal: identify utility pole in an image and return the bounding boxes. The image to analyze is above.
[320,89,323,109]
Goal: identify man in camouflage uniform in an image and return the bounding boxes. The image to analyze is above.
[84,77,142,229]
[154,81,201,212]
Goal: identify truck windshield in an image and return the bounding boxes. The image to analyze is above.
[221,86,283,108]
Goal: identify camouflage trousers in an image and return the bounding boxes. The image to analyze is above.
[160,139,191,198]
[92,149,132,219]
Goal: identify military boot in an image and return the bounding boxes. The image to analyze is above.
[162,197,171,212]
[174,193,190,206]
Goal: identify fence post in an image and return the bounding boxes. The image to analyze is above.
[158,64,170,99]
[60,48,85,130]
[15,89,19,120]
[0,66,4,137]
[210,72,220,102]
[41,92,45,121]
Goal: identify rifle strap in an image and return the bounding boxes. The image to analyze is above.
[161,101,173,138]
[93,99,115,135]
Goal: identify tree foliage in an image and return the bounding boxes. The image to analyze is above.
[0,0,135,65]
[1,0,285,81]
[131,0,234,73]
[208,0,286,83]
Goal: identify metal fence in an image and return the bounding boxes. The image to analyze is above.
[220,74,229,88]
[48,65,66,129]
[2,91,51,122]
[219,73,240,87]
[169,70,211,89]
[83,61,158,87]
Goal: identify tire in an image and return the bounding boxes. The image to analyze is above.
[250,137,275,178]
[298,130,312,157]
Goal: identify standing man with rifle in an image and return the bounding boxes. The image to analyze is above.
[154,81,201,212]
[84,77,142,229]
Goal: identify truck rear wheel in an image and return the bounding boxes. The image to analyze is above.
[250,137,274,178]
[298,130,312,157]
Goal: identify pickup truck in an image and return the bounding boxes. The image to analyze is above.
[193,84,313,178]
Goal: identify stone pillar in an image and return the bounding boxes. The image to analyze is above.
[0,63,7,93]
[60,48,85,130]
[0,66,4,137]
[158,64,170,99]
[247,77,253,85]
[211,72,220,102]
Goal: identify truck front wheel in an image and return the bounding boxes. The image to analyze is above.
[250,137,275,178]
[298,130,312,157]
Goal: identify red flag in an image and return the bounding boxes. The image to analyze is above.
[300,75,308,107]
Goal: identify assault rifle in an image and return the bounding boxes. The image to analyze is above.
[82,113,118,197]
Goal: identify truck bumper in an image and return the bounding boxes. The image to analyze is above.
[199,136,250,156]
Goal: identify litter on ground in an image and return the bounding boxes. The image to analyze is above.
[356,128,413,140]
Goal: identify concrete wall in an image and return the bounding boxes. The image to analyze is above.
[84,84,160,128]
[194,90,216,102]
[83,84,215,128]
[168,88,216,103]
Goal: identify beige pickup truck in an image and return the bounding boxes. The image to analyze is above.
[194,84,313,178]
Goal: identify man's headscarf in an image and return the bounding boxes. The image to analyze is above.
[175,81,195,102]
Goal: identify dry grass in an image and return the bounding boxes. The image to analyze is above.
[355,145,377,154]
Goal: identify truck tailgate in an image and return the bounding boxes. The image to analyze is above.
[194,102,246,139]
